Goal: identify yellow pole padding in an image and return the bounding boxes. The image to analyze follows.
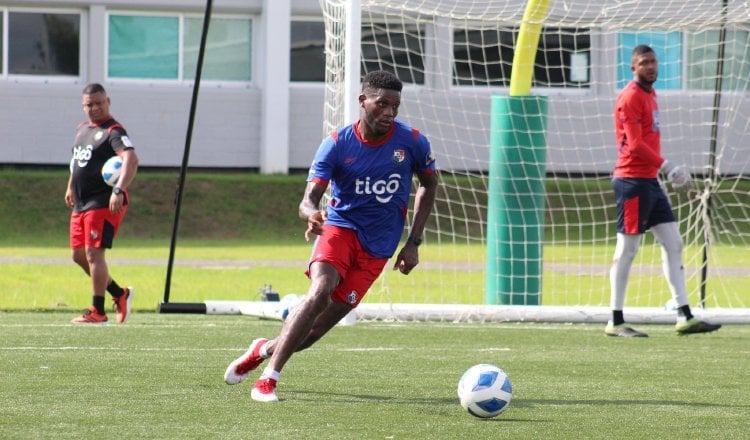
[509,0,552,96]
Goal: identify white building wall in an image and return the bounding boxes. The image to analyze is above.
[0,0,746,174]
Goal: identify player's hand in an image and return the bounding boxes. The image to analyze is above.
[64,190,75,209]
[304,210,327,241]
[393,243,419,275]
[667,166,692,191]
[661,160,692,192]
[667,166,693,191]
[109,193,124,214]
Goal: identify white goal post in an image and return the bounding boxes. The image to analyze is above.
[318,0,750,323]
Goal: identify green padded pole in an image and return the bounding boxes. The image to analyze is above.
[486,95,548,305]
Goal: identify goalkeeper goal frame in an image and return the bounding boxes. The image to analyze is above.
[159,0,750,324]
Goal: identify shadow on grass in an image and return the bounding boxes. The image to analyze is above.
[287,390,747,412]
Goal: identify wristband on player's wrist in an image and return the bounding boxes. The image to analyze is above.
[407,235,422,246]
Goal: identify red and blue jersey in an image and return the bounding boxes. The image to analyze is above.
[307,119,436,258]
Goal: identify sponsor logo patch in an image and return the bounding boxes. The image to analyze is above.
[354,174,401,203]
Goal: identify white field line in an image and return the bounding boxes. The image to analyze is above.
[0,346,239,351]
[0,345,511,353]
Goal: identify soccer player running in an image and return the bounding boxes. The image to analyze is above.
[66,83,138,324]
[607,45,720,337]
[224,70,438,401]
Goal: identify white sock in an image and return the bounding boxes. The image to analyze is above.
[651,222,690,308]
[260,367,280,381]
[610,233,641,310]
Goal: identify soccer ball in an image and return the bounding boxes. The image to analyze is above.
[101,156,123,187]
[278,293,302,320]
[457,364,513,418]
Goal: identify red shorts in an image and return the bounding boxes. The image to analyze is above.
[70,207,127,249]
[307,225,388,307]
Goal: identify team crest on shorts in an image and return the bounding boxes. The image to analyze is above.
[346,291,359,305]
[90,230,99,240]
[392,149,405,164]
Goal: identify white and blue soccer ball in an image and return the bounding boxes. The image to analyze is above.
[457,363,513,418]
[279,293,302,320]
[101,156,123,187]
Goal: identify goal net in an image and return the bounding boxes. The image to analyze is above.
[320,0,750,323]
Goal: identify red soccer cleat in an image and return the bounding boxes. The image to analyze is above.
[71,306,108,324]
[224,338,269,385]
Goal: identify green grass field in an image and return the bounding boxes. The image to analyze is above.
[2,241,749,311]
[1,312,748,440]
[1,169,748,439]
[2,168,747,311]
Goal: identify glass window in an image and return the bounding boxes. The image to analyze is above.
[361,22,425,84]
[8,12,79,76]
[109,15,179,79]
[687,29,750,92]
[184,17,252,81]
[108,13,252,82]
[290,20,325,82]
[453,28,514,86]
[453,27,590,88]
[618,31,682,90]
[537,29,590,87]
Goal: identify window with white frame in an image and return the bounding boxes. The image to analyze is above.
[2,9,80,77]
[290,19,326,82]
[688,28,750,92]
[361,21,426,85]
[107,13,252,82]
[617,31,682,90]
[453,26,591,88]
[618,29,750,92]
[290,19,427,84]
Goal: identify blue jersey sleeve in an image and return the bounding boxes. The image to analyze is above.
[412,132,436,175]
[307,135,337,183]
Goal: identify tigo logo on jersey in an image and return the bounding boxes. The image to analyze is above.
[355,174,401,203]
[392,149,405,164]
[72,145,94,168]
